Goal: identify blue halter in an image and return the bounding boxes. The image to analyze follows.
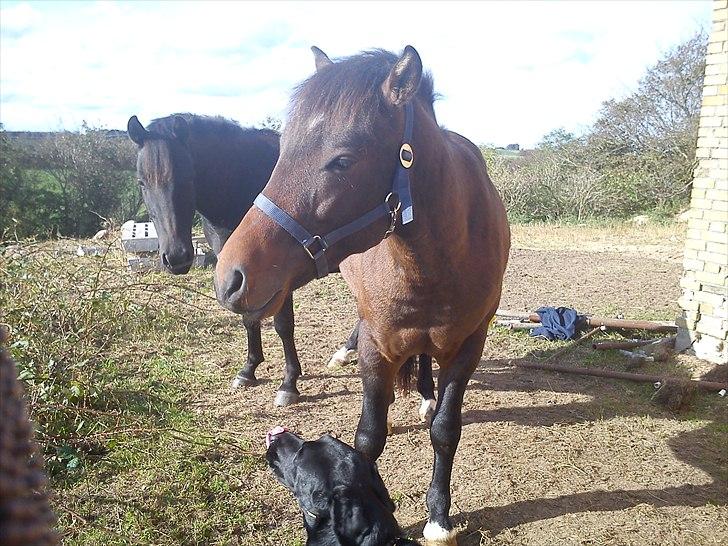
[253,102,415,279]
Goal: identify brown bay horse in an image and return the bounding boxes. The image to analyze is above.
[215,47,510,544]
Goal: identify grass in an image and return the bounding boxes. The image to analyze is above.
[0,239,279,545]
[510,219,686,252]
[1,222,724,545]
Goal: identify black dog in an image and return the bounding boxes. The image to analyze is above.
[266,427,420,546]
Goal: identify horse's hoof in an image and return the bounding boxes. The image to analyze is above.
[274,390,300,407]
[231,375,257,389]
[423,522,457,546]
[327,347,357,369]
[419,398,436,427]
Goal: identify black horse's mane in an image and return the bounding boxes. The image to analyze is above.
[290,49,436,122]
[146,113,279,141]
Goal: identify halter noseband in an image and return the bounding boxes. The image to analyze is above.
[253,101,415,279]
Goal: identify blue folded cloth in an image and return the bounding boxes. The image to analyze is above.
[530,306,583,341]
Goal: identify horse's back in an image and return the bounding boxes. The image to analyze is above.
[442,129,510,265]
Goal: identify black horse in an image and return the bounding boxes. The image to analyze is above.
[127,113,303,406]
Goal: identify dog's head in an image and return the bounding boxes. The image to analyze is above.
[266,428,417,545]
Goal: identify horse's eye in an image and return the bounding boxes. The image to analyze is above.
[326,156,355,172]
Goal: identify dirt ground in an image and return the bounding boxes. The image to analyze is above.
[186,223,725,545]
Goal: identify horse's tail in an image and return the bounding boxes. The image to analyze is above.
[395,356,417,394]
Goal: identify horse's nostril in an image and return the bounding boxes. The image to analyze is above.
[224,268,246,301]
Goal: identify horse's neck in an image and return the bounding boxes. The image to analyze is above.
[383,125,464,274]
[188,133,250,230]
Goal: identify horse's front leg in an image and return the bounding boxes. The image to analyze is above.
[273,293,302,407]
[354,323,396,460]
[231,319,265,388]
[424,324,487,546]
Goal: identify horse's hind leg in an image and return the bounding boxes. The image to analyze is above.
[231,319,265,389]
[327,319,360,368]
[424,324,487,546]
[273,293,302,407]
[417,354,436,426]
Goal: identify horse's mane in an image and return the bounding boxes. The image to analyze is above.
[290,49,436,125]
[146,114,279,142]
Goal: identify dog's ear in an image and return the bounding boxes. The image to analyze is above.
[368,460,396,513]
[293,462,330,519]
[330,485,372,544]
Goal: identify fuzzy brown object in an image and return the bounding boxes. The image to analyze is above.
[0,327,58,546]
[651,378,697,412]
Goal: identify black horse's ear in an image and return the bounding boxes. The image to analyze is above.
[311,46,333,72]
[368,460,396,513]
[381,45,422,106]
[172,115,189,144]
[127,115,149,146]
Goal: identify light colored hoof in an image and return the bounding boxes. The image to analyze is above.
[231,375,257,389]
[419,398,436,426]
[327,346,357,369]
[274,390,299,407]
[423,522,457,546]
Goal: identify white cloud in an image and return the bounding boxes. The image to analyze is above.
[0,0,712,146]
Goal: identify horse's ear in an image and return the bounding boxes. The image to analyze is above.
[172,115,189,144]
[311,46,333,72]
[127,115,149,146]
[381,45,422,106]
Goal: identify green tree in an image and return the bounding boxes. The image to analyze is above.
[588,31,707,211]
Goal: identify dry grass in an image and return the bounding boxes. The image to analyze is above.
[511,220,686,262]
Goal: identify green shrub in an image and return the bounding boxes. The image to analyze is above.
[0,125,141,239]
[0,241,180,477]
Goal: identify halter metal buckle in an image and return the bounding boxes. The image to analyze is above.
[302,235,327,260]
[383,192,402,239]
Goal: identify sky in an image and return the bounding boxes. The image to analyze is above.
[0,0,713,148]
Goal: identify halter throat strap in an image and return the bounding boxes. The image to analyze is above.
[254,101,415,279]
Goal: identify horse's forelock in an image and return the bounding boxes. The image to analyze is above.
[288,49,435,137]
[139,139,174,185]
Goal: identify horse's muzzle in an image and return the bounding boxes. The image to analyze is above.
[161,248,193,275]
[214,265,281,320]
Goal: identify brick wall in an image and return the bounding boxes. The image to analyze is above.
[677,0,728,364]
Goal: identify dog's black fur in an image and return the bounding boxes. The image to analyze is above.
[266,431,420,546]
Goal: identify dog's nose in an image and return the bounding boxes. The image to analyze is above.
[266,426,288,448]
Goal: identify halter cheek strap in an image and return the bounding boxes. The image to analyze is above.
[254,101,415,279]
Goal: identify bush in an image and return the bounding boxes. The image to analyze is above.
[0,125,141,239]
[0,241,185,477]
